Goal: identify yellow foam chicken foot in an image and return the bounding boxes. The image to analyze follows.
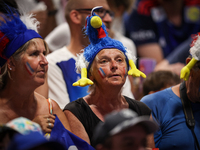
[180,58,197,81]
[128,60,146,78]
[73,68,94,87]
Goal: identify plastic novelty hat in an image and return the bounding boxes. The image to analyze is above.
[92,109,158,147]
[0,6,42,68]
[73,6,146,87]
[180,32,200,80]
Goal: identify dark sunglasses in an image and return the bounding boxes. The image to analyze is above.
[76,8,115,19]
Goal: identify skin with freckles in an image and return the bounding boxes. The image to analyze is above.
[13,38,48,87]
[90,48,127,88]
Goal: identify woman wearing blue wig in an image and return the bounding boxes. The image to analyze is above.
[0,6,71,137]
[64,6,155,148]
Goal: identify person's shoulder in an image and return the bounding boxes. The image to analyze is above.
[47,47,72,63]
[124,96,144,105]
[141,87,173,106]
[63,98,85,111]
[124,96,151,116]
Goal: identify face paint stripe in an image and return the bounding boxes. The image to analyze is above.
[25,62,34,75]
[98,67,105,78]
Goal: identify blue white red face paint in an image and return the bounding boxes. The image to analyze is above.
[25,62,34,75]
[98,67,106,78]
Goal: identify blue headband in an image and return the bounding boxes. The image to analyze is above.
[0,10,42,68]
[0,30,42,67]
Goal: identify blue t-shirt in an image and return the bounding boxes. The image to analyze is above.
[141,87,200,150]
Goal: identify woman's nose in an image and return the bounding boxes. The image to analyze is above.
[111,60,118,70]
[40,55,48,65]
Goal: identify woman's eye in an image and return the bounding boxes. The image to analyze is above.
[31,51,39,56]
[101,59,107,63]
[43,51,47,55]
[117,58,123,62]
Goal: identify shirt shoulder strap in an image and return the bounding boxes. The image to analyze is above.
[46,98,53,114]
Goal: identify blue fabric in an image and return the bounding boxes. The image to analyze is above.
[50,115,95,150]
[56,58,89,102]
[125,4,200,61]
[141,88,200,150]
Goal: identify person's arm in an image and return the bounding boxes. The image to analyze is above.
[51,100,71,132]
[64,110,90,144]
[154,59,185,75]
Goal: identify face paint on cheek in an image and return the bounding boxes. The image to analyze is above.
[98,67,106,78]
[25,62,34,75]
[124,67,127,77]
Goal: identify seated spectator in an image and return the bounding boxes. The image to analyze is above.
[92,109,158,150]
[0,4,70,140]
[143,70,181,96]
[37,0,135,109]
[0,6,96,150]
[140,32,200,150]
[63,9,155,148]
[125,0,200,75]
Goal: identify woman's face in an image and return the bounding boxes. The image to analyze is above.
[13,38,48,86]
[90,48,127,88]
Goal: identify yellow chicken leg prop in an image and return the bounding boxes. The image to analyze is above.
[73,68,94,87]
[128,60,146,78]
[180,58,197,81]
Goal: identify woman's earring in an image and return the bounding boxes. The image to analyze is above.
[10,68,12,70]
